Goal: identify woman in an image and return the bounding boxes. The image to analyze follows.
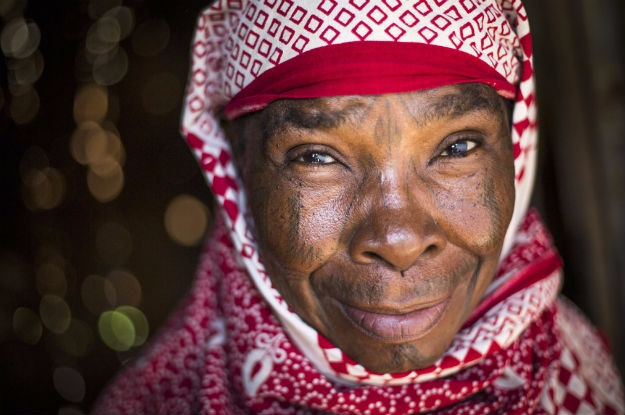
[94,1,624,413]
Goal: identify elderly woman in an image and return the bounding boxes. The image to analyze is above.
[94,1,624,414]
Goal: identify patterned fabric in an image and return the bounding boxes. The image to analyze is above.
[93,0,624,413]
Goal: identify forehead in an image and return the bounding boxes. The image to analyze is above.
[252,83,508,139]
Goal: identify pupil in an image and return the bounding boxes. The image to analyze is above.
[309,152,325,164]
[451,142,467,155]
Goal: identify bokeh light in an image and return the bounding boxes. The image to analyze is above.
[86,18,117,55]
[97,306,149,351]
[141,72,182,115]
[70,123,98,164]
[93,47,128,86]
[39,294,72,334]
[70,121,107,165]
[21,166,67,211]
[13,307,43,345]
[106,269,141,307]
[131,18,170,57]
[89,155,119,178]
[73,84,108,123]
[95,221,132,265]
[0,17,40,58]
[53,366,86,403]
[36,261,68,297]
[116,305,148,347]
[83,131,109,166]
[2,1,217,412]
[81,274,116,316]
[103,6,134,40]
[103,129,125,164]
[87,160,124,202]
[97,309,134,351]
[164,194,210,246]
[54,319,94,358]
[80,125,126,176]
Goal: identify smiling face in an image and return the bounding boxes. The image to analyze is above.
[228,83,515,373]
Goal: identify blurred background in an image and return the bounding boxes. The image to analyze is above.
[0,0,623,413]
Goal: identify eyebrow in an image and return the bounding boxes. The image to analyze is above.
[400,83,508,127]
[256,84,509,146]
[259,97,372,146]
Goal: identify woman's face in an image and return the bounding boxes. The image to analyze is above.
[231,83,515,373]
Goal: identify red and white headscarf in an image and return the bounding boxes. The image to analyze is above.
[94,1,624,414]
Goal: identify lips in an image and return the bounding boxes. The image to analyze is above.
[339,298,450,342]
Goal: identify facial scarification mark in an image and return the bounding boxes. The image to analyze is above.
[357,96,380,124]
[335,168,370,251]
[286,192,303,257]
[371,98,402,155]
[284,192,323,269]
[480,175,503,252]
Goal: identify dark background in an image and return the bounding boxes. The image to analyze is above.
[1,1,624,414]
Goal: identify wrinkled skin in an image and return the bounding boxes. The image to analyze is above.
[226,83,515,373]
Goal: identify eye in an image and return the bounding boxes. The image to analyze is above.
[293,150,337,165]
[440,139,478,158]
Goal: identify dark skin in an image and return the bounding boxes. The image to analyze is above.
[226,83,516,373]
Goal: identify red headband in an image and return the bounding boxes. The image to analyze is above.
[225,41,516,119]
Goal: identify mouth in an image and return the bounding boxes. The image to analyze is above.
[337,297,450,343]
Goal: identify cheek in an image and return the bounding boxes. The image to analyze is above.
[433,165,515,255]
[247,173,352,274]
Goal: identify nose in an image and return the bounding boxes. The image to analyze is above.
[348,175,446,272]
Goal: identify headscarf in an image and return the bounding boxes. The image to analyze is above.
[93,1,624,414]
[183,0,539,385]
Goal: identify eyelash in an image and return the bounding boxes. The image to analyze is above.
[295,151,336,165]
[287,147,338,166]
